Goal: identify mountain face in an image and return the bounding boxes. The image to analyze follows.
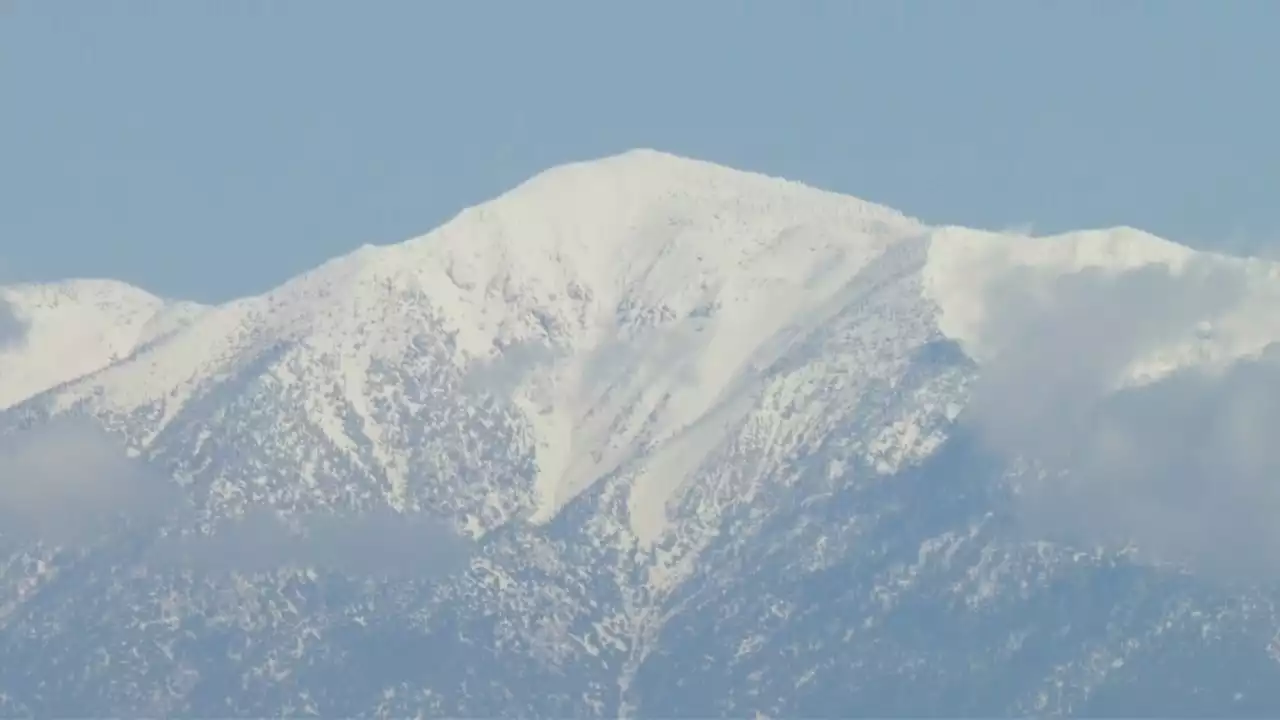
[3,149,1280,717]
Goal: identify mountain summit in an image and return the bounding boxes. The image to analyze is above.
[3,151,1280,716]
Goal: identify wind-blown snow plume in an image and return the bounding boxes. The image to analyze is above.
[965,259,1280,578]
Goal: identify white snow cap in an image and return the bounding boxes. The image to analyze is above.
[5,149,1278,546]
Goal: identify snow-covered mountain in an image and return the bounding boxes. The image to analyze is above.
[3,149,1280,716]
[0,279,206,410]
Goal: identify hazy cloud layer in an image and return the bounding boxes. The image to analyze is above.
[962,259,1280,579]
[964,261,1244,466]
[0,416,471,579]
[0,417,179,545]
[150,507,474,580]
[460,340,561,397]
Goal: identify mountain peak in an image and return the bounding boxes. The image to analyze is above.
[355,150,928,359]
[10,154,1280,717]
[523,147,766,185]
[504,148,895,211]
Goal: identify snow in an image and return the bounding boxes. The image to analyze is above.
[369,149,928,541]
[10,150,1280,717]
[921,225,1196,362]
[922,223,1280,384]
[11,149,1280,548]
[0,279,204,410]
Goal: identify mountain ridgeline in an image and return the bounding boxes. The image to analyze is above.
[3,150,1280,716]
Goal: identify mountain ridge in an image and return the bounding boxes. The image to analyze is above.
[5,150,1273,438]
[4,149,1280,716]
[5,150,1280,538]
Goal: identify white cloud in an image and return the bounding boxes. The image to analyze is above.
[0,417,179,545]
[963,259,1280,579]
[0,416,471,578]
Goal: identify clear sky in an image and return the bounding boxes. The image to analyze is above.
[2,0,1276,302]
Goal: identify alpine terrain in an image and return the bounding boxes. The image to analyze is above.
[3,149,1280,717]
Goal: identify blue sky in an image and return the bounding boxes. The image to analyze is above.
[2,0,1276,302]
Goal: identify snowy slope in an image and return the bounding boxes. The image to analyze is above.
[33,151,938,532]
[924,225,1280,375]
[2,149,1280,716]
[0,279,206,410]
[36,152,1280,535]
